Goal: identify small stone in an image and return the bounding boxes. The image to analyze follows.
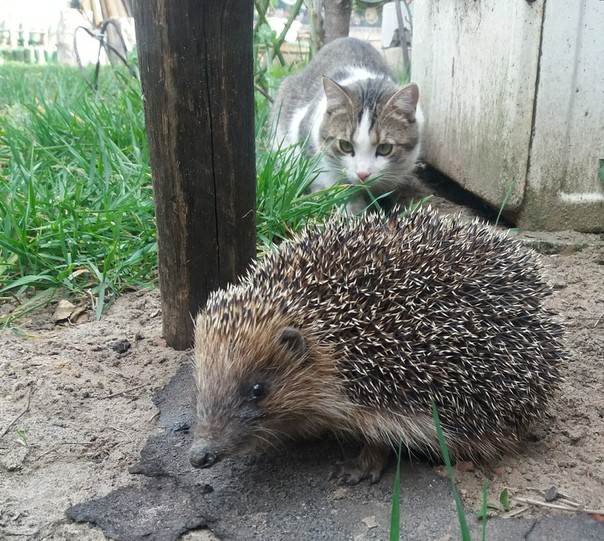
[361,515,377,529]
[111,339,131,354]
[565,428,584,443]
[544,486,558,502]
[198,483,213,495]
[330,487,347,501]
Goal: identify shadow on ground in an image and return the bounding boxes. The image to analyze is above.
[65,364,603,541]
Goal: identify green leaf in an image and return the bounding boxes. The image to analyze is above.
[499,488,511,511]
[0,274,57,293]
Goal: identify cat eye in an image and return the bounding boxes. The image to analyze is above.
[338,139,354,154]
[376,143,393,156]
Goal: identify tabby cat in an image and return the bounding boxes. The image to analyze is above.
[271,37,423,213]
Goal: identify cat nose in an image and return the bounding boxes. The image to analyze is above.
[356,171,371,181]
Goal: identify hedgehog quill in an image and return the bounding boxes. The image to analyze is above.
[190,207,564,484]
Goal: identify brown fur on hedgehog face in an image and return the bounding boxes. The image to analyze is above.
[190,311,344,468]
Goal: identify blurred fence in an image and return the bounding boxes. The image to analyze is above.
[0,0,133,64]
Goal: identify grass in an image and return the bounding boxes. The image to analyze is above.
[388,405,494,540]
[0,62,362,325]
[0,64,154,323]
[256,139,366,249]
[389,442,403,540]
[495,178,518,226]
[431,400,473,540]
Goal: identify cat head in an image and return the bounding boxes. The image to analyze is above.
[319,77,421,191]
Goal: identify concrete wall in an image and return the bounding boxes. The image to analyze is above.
[412,0,604,232]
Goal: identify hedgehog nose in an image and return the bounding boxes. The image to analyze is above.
[356,171,371,181]
[189,445,219,468]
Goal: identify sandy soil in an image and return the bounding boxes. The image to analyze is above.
[1,205,603,539]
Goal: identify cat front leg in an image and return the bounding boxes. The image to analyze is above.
[345,195,368,215]
[309,169,337,193]
[310,170,367,214]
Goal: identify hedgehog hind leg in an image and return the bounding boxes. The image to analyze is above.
[330,443,391,485]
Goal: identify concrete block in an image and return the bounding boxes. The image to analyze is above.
[412,0,604,231]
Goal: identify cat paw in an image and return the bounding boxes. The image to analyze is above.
[344,197,368,215]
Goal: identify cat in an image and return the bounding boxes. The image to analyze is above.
[271,37,423,214]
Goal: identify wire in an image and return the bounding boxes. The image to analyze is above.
[74,18,138,92]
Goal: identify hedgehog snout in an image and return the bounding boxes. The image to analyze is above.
[189,443,220,469]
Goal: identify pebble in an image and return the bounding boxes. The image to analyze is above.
[564,428,584,443]
[361,516,377,529]
[330,487,347,501]
[111,339,131,354]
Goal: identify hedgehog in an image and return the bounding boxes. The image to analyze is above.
[189,206,564,484]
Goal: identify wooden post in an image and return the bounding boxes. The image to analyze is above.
[133,1,256,350]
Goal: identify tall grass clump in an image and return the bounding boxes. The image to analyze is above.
[255,137,367,249]
[0,64,155,321]
[1,60,363,324]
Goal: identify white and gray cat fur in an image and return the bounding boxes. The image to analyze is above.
[271,37,423,213]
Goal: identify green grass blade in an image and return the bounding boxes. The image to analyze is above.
[0,288,58,329]
[495,178,518,226]
[481,478,488,541]
[431,400,472,541]
[389,441,403,540]
[0,274,58,293]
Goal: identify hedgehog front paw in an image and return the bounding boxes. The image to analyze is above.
[330,443,391,485]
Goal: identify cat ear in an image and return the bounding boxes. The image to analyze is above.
[384,83,419,122]
[322,77,352,111]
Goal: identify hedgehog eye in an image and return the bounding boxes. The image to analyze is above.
[376,143,393,156]
[248,383,266,401]
[338,139,354,154]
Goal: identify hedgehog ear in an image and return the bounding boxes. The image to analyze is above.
[278,327,307,359]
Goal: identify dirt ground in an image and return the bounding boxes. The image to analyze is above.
[1,200,603,540]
